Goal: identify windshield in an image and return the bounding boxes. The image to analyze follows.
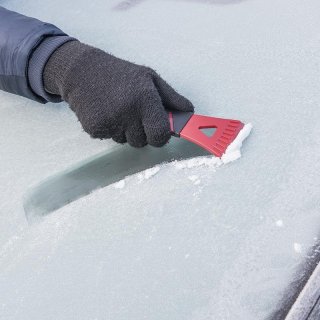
[0,0,320,319]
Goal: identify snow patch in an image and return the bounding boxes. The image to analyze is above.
[114,180,126,189]
[138,166,160,182]
[188,175,202,185]
[174,156,222,170]
[276,220,284,227]
[221,123,253,164]
[293,242,302,253]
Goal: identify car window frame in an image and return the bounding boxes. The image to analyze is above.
[269,240,320,320]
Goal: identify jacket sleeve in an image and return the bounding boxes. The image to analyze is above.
[0,7,74,103]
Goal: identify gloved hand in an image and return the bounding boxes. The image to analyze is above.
[43,41,194,147]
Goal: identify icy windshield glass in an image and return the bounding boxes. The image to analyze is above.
[0,0,320,319]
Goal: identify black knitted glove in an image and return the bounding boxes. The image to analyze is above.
[43,41,194,147]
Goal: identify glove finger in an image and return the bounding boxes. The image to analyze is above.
[125,123,147,148]
[152,75,194,113]
[141,91,171,147]
[112,131,127,144]
[88,127,112,140]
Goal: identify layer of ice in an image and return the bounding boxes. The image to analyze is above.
[1,0,320,319]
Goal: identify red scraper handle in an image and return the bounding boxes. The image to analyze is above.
[168,110,244,157]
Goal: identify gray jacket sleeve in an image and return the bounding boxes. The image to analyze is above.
[0,6,74,103]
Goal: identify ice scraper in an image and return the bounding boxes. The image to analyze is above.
[168,110,252,158]
[23,111,251,223]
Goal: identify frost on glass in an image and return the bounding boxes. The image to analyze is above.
[1,0,320,319]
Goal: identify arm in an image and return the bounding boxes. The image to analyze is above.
[0,7,194,147]
[0,6,74,102]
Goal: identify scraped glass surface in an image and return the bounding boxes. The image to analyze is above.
[23,139,209,222]
[0,0,320,319]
